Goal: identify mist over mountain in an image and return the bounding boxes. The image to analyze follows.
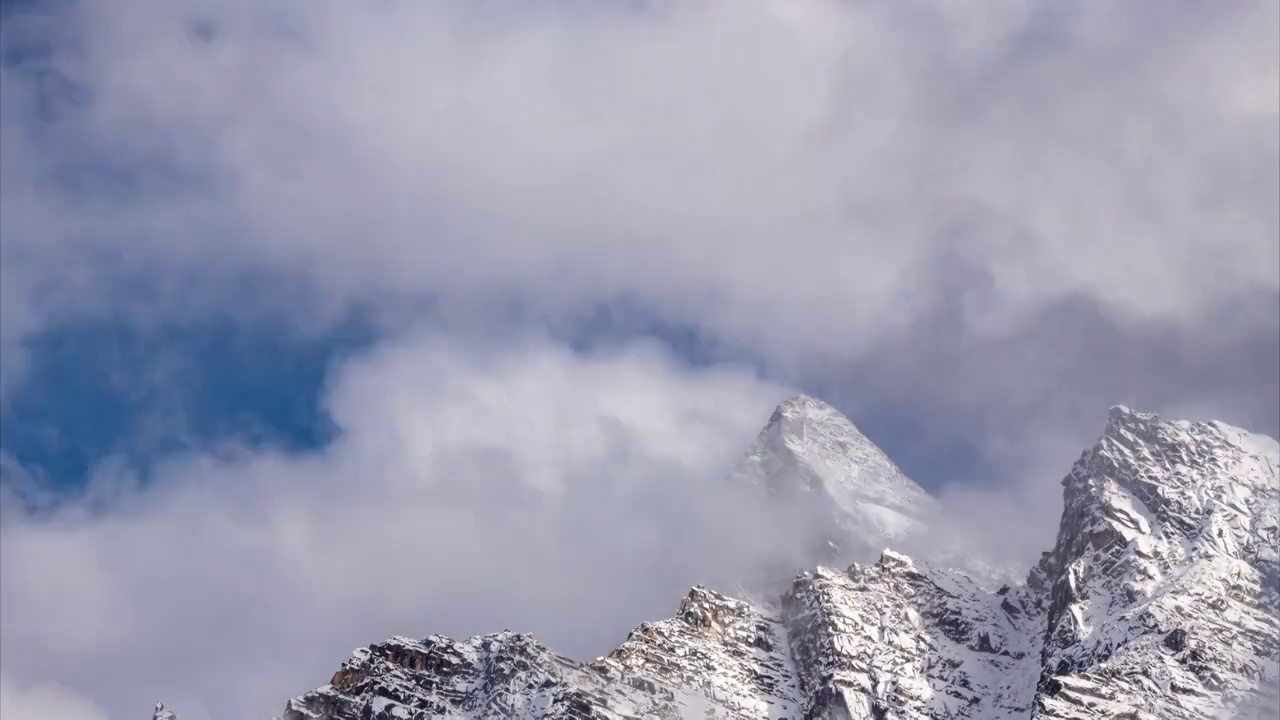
[155,398,1279,719]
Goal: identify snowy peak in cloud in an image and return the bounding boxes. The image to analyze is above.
[256,401,1279,719]
[736,394,937,558]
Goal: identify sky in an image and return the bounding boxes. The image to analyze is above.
[0,1,1277,718]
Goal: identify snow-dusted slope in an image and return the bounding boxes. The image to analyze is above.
[156,400,1279,719]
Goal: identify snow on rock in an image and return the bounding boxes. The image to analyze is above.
[1030,406,1280,719]
[782,552,1041,719]
[200,400,1276,720]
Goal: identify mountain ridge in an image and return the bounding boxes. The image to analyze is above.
[153,397,1280,719]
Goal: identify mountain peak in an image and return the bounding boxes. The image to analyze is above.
[761,394,854,445]
[756,394,888,463]
[771,392,838,417]
[1046,406,1278,582]
[1103,403,1193,436]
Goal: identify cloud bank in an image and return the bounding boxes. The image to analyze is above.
[4,0,1276,366]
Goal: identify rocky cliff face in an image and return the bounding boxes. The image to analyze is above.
[162,398,1278,719]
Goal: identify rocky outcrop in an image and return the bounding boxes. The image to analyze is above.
[192,399,1278,720]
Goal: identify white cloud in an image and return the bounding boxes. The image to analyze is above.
[0,336,803,718]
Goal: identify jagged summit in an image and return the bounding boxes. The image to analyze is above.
[763,393,847,428]
[157,402,1279,720]
[1105,403,1139,419]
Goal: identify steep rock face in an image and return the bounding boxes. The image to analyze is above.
[227,401,1277,720]
[1029,407,1280,719]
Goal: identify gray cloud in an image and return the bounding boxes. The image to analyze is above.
[815,287,1280,565]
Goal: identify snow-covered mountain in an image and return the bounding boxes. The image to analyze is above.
[735,395,938,563]
[1026,406,1279,719]
[733,395,1014,589]
[156,398,1279,719]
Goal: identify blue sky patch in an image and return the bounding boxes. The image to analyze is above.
[0,312,376,491]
